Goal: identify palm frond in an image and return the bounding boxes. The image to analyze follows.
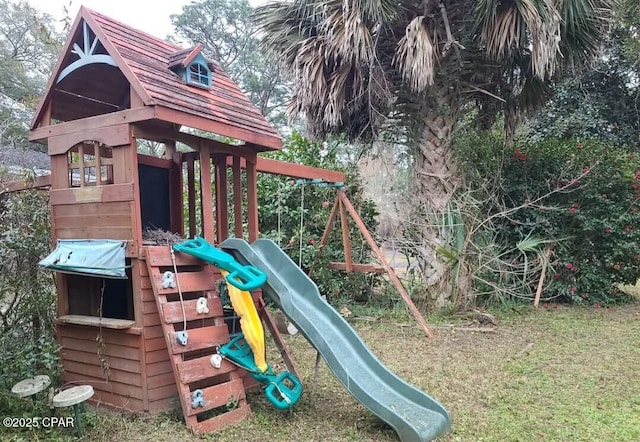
[529,0,561,78]
[352,0,401,23]
[393,16,435,93]
[476,0,562,79]
[321,5,374,63]
[516,74,554,112]
[559,0,617,65]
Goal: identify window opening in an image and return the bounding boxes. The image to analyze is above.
[188,63,210,87]
[68,141,114,187]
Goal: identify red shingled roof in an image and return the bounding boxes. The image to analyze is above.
[31,7,281,151]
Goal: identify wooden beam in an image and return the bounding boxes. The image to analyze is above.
[30,107,155,142]
[137,125,259,158]
[129,133,144,246]
[214,154,229,242]
[170,150,184,235]
[232,156,243,238]
[50,155,68,189]
[199,144,214,243]
[223,155,345,183]
[131,123,180,144]
[130,86,145,109]
[254,296,300,379]
[94,142,102,185]
[155,106,282,151]
[337,191,435,338]
[186,156,196,238]
[339,199,353,272]
[78,143,85,188]
[138,154,172,169]
[56,315,135,329]
[308,195,340,279]
[48,124,131,155]
[177,133,257,157]
[246,153,258,242]
[319,195,340,249]
[328,262,386,273]
[164,138,176,160]
[1,174,51,193]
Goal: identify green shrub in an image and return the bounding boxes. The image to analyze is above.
[257,132,381,306]
[458,134,639,305]
[0,186,59,389]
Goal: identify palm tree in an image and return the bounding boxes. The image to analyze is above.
[254,0,617,303]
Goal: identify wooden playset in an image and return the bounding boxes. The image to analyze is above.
[23,6,347,432]
[6,7,447,439]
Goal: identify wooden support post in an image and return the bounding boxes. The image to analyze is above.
[232,156,243,238]
[214,154,229,243]
[94,142,102,185]
[318,195,340,251]
[170,150,184,235]
[187,156,196,238]
[129,132,144,247]
[164,139,176,159]
[246,153,258,242]
[199,145,214,243]
[254,296,300,380]
[338,192,434,338]
[78,143,85,187]
[308,194,340,279]
[339,199,353,272]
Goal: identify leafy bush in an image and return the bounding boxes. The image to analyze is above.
[257,132,382,305]
[0,186,59,389]
[458,134,639,305]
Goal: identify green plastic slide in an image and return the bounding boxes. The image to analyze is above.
[221,238,451,442]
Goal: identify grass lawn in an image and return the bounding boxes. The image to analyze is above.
[2,302,639,441]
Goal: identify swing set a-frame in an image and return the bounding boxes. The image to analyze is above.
[286,175,434,338]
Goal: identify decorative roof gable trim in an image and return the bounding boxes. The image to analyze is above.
[57,21,117,83]
[168,43,204,70]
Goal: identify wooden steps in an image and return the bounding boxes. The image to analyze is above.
[142,246,250,434]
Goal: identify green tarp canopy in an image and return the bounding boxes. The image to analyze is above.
[39,239,128,279]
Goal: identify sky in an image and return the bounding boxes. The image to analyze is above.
[27,0,266,40]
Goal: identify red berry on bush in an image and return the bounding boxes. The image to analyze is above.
[569,207,576,214]
[604,227,612,233]
[566,263,573,270]
[582,167,589,174]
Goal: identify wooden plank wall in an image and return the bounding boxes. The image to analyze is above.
[138,256,178,413]
[58,324,145,411]
[52,200,135,242]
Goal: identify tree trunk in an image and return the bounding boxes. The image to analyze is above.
[409,93,470,307]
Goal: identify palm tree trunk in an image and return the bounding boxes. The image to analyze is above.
[409,93,468,307]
